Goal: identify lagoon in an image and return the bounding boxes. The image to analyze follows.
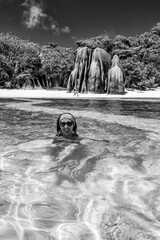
[0,98,160,239]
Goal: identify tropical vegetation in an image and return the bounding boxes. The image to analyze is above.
[0,22,160,90]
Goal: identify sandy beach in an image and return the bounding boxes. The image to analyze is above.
[0,88,160,100]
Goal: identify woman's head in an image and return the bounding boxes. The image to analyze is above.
[56,113,78,138]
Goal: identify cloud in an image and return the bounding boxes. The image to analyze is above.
[61,26,71,34]
[50,23,60,35]
[23,3,47,29]
[21,0,71,36]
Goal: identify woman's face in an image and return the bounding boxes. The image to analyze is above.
[59,118,74,137]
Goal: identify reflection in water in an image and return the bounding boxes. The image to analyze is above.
[0,99,160,239]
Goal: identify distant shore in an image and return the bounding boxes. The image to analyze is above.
[0,88,160,100]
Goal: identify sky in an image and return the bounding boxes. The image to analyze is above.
[0,0,160,48]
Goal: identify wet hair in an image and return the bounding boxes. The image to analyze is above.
[56,112,78,137]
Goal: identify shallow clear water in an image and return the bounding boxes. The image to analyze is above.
[0,98,160,240]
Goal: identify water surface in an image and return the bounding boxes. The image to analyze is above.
[0,98,160,240]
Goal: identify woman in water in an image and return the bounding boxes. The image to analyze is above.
[53,113,79,142]
[52,112,109,176]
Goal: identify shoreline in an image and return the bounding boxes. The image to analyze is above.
[0,88,160,101]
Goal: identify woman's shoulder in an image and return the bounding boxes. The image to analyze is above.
[52,133,109,144]
[52,134,80,143]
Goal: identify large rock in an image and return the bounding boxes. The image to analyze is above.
[67,47,111,93]
[88,48,111,93]
[67,46,92,93]
[107,55,125,94]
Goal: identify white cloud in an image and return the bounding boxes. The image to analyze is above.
[61,26,71,34]
[21,0,71,36]
[51,23,60,35]
[25,5,46,28]
[22,0,46,28]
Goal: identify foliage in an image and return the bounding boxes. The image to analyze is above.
[0,32,41,88]
[0,33,74,89]
[76,35,114,53]
[39,45,74,88]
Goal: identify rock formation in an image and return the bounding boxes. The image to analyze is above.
[88,48,111,93]
[67,47,113,93]
[107,55,125,94]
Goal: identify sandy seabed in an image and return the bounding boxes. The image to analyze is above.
[0,88,160,100]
